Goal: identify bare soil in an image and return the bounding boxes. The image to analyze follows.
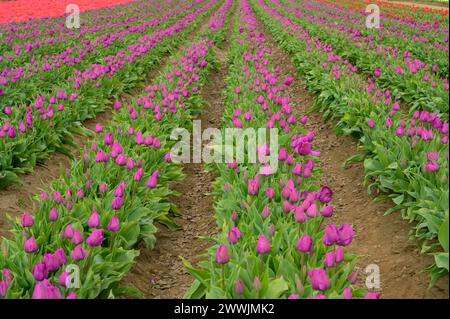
[265,32,449,299]
[120,9,235,299]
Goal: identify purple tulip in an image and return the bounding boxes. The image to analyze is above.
[323,224,339,246]
[88,210,100,228]
[308,269,330,291]
[107,215,120,233]
[318,186,333,203]
[216,245,230,265]
[365,292,381,299]
[235,279,244,296]
[256,235,271,255]
[0,281,7,297]
[33,263,48,281]
[324,252,336,268]
[32,279,62,299]
[321,205,334,217]
[146,170,159,189]
[49,208,58,222]
[297,235,313,253]
[21,212,34,228]
[72,229,84,245]
[228,227,241,245]
[24,237,38,254]
[86,229,104,247]
[337,224,355,246]
[71,245,86,262]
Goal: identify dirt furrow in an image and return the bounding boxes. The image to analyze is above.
[261,27,448,298]
[121,9,235,299]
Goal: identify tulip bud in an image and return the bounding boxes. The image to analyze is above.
[21,212,34,228]
[297,235,313,253]
[33,263,48,281]
[107,215,120,233]
[86,229,104,247]
[235,280,244,296]
[216,245,230,265]
[253,277,261,290]
[49,208,58,222]
[71,245,86,262]
[266,187,275,199]
[88,210,100,228]
[72,230,84,245]
[24,237,38,253]
[308,269,330,291]
[256,235,271,255]
[228,227,241,245]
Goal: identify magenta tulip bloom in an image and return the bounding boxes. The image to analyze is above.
[335,246,344,263]
[425,162,439,173]
[228,227,241,245]
[367,119,375,129]
[0,281,7,297]
[71,245,86,262]
[321,205,334,217]
[288,294,299,299]
[24,237,38,254]
[32,279,62,299]
[88,210,100,228]
[235,279,244,296]
[318,186,333,203]
[21,212,34,228]
[324,252,336,268]
[256,235,271,255]
[86,229,104,247]
[297,235,313,253]
[262,206,270,219]
[337,224,355,246]
[308,269,330,291]
[146,171,159,189]
[49,207,58,222]
[323,224,339,246]
[72,229,84,245]
[107,215,120,233]
[59,271,70,288]
[365,292,381,299]
[66,292,78,299]
[2,269,13,287]
[344,287,352,299]
[33,263,48,281]
[43,253,60,273]
[266,187,275,199]
[216,245,230,265]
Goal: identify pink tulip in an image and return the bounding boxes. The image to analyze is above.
[256,235,271,255]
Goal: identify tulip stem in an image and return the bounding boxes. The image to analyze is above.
[28,254,32,272]
[221,265,225,292]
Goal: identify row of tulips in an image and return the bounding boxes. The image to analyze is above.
[0,0,183,90]
[333,0,449,23]
[251,0,449,283]
[284,0,449,68]
[184,0,375,299]
[0,0,179,68]
[0,0,235,299]
[0,0,222,188]
[269,0,449,119]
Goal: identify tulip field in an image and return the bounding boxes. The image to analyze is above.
[0,0,448,301]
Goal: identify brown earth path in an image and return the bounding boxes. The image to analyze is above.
[120,7,236,299]
[259,22,449,298]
